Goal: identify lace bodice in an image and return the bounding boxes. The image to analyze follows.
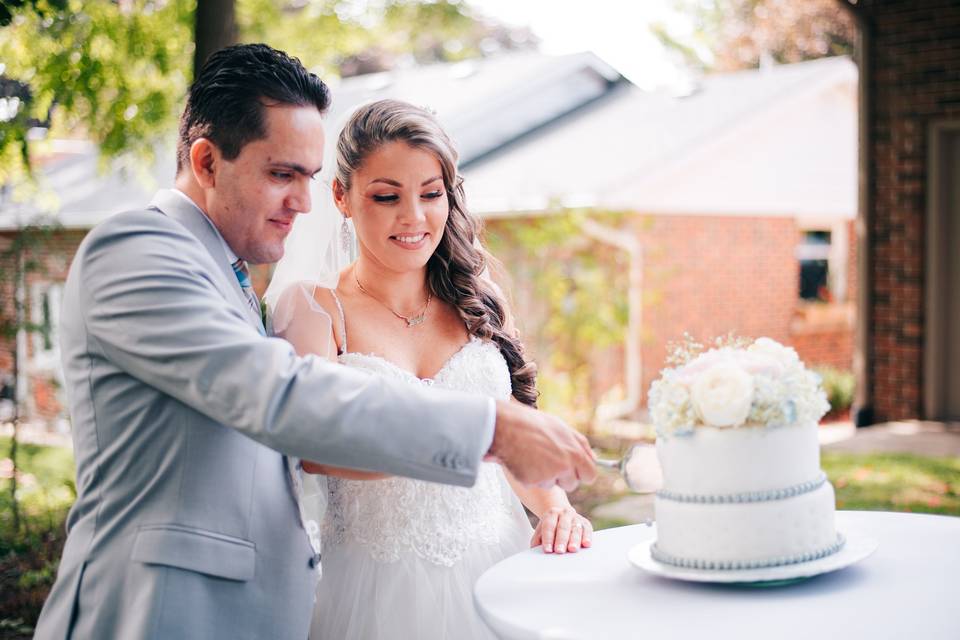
[323,336,520,567]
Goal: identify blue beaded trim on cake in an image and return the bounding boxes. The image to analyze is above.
[650,533,846,571]
[656,471,828,504]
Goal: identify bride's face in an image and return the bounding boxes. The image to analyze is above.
[336,141,449,274]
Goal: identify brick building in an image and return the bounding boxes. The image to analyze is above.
[842,0,960,423]
[1,50,861,426]
[463,54,859,416]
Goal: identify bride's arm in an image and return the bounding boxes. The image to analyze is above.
[275,283,389,481]
[300,460,388,479]
[504,425,594,554]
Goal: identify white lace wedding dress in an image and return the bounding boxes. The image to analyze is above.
[309,334,534,640]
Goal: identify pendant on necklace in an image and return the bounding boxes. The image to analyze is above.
[405,314,426,327]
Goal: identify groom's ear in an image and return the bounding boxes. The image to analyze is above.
[189,138,219,189]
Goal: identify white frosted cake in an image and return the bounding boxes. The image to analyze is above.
[647,337,844,570]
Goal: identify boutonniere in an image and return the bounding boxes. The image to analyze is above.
[260,299,272,335]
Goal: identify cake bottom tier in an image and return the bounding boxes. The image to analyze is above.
[653,482,842,570]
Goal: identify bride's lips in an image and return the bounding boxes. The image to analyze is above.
[390,232,429,250]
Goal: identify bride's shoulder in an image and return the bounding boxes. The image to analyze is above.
[274,280,341,314]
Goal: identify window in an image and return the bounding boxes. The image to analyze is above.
[30,282,62,369]
[797,230,832,302]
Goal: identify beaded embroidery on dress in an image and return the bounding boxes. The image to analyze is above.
[311,336,534,640]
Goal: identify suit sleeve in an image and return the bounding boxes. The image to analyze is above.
[75,211,495,486]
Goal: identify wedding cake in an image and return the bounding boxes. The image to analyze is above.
[647,336,844,570]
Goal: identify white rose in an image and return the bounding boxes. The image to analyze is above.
[690,363,755,427]
[748,337,800,367]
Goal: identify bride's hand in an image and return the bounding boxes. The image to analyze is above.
[531,506,593,554]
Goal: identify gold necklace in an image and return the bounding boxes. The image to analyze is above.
[355,270,433,328]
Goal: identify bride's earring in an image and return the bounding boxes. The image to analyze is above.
[340,216,353,255]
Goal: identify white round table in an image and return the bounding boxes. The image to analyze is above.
[474,511,960,640]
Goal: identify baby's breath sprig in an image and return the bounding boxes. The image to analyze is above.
[665,332,705,367]
[713,332,753,351]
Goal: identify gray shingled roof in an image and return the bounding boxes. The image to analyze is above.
[460,55,857,217]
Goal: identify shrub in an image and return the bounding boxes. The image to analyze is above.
[815,366,856,415]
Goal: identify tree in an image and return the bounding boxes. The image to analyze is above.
[0,0,195,187]
[195,0,239,73]
[0,0,534,187]
[485,210,630,433]
[654,0,856,72]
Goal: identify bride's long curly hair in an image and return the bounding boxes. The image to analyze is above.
[334,99,538,407]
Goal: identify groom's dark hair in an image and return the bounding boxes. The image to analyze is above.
[176,43,331,172]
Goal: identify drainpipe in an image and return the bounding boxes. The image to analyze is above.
[580,218,643,421]
[846,3,874,427]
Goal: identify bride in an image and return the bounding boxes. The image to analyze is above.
[267,99,593,639]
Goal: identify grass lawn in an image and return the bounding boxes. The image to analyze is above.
[822,451,960,516]
[0,437,957,634]
[571,450,960,530]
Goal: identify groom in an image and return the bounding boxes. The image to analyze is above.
[33,44,596,640]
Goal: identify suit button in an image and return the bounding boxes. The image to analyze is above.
[308,553,321,569]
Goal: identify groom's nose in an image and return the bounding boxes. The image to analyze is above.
[285,178,312,213]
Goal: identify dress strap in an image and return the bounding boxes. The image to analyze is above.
[329,289,347,355]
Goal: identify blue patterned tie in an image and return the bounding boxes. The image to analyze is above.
[231,258,261,318]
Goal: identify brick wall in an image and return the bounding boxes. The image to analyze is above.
[487,212,856,412]
[856,0,960,420]
[0,229,86,423]
[635,214,852,401]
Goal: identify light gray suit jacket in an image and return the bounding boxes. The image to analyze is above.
[33,190,493,640]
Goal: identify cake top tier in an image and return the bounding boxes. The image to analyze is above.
[648,336,830,437]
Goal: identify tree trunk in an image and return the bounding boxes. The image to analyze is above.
[193,0,238,78]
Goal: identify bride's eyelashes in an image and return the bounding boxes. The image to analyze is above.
[370,190,445,204]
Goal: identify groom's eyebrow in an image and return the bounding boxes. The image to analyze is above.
[273,161,322,177]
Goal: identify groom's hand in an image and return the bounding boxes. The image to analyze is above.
[488,400,597,491]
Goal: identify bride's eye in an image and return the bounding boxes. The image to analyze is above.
[372,194,399,203]
[422,190,444,200]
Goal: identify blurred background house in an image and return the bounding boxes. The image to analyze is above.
[1,50,859,430]
[0,0,956,432]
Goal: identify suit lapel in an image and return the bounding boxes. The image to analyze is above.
[148,191,307,541]
[149,190,265,333]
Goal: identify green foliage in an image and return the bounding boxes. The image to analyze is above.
[815,366,855,415]
[240,0,516,77]
[0,0,532,189]
[0,0,194,185]
[485,210,630,430]
[0,436,75,544]
[0,436,73,630]
[654,0,855,73]
[823,452,960,516]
